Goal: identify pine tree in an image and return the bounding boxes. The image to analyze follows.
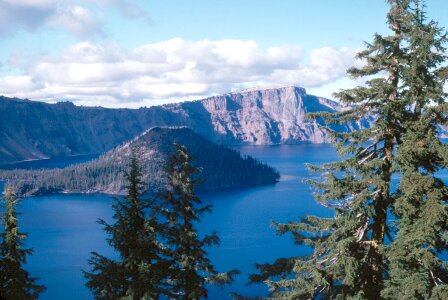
[158,144,239,299]
[247,1,414,299]
[84,151,169,300]
[0,185,46,300]
[382,1,448,298]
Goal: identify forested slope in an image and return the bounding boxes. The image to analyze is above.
[0,127,279,196]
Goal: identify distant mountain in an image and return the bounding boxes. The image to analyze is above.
[0,97,171,164]
[0,127,280,196]
[176,85,372,145]
[0,86,399,164]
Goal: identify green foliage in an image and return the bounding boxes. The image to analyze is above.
[248,1,448,299]
[0,186,46,300]
[158,144,240,299]
[382,1,448,298]
[84,145,240,299]
[0,127,279,196]
[83,151,170,300]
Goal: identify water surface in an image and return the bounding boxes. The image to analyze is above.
[0,154,98,170]
[4,144,338,299]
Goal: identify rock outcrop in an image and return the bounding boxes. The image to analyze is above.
[0,86,381,164]
[169,85,371,144]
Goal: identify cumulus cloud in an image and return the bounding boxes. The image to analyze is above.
[0,39,359,107]
[48,5,102,38]
[0,0,55,35]
[270,47,361,87]
[0,75,44,94]
[0,0,147,37]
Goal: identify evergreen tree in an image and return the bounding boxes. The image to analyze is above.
[383,1,448,298]
[84,151,169,300]
[0,185,46,300]
[247,0,447,299]
[158,144,239,299]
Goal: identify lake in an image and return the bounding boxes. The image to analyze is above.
[2,144,338,299]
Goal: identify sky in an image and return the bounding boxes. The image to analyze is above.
[0,0,447,108]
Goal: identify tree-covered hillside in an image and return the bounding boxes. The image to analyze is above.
[0,127,279,196]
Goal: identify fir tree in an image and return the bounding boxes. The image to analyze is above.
[383,1,448,298]
[84,151,169,300]
[247,1,414,299]
[0,185,46,300]
[158,144,239,299]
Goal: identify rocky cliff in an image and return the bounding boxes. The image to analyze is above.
[0,86,376,164]
[172,86,372,144]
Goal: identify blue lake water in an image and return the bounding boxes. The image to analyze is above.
[0,154,99,170]
[3,144,338,299]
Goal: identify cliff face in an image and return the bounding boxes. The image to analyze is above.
[170,86,370,145]
[0,86,371,164]
[0,127,280,196]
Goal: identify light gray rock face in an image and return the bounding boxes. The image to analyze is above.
[164,86,368,145]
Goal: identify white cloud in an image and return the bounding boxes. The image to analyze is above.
[0,75,44,94]
[0,0,147,37]
[48,5,102,38]
[270,47,360,87]
[0,1,54,34]
[0,39,359,107]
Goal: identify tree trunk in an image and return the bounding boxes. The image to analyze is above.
[365,51,398,299]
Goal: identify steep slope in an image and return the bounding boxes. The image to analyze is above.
[0,86,373,164]
[0,127,279,196]
[170,86,373,144]
[0,97,179,164]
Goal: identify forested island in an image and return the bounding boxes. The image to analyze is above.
[0,127,279,196]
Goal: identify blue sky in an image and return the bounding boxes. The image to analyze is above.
[0,0,447,107]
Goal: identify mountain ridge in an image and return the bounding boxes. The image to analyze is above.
[0,86,396,164]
